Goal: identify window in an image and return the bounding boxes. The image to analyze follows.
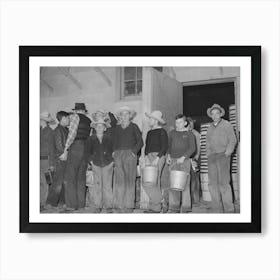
[153,67,163,72]
[121,67,142,98]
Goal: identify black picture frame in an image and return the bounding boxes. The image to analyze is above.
[20,46,261,233]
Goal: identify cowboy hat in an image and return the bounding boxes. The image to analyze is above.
[207,104,225,118]
[92,109,110,122]
[145,110,166,125]
[95,108,107,115]
[72,103,88,112]
[115,106,137,119]
[91,117,111,128]
[40,111,55,124]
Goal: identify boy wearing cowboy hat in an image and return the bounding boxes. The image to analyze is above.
[112,106,143,213]
[86,117,114,213]
[206,103,237,213]
[40,111,55,209]
[143,110,168,213]
[166,114,196,213]
[91,108,117,135]
[62,103,91,210]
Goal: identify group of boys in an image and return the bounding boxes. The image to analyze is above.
[40,102,237,213]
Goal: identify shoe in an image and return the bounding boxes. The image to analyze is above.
[113,208,123,213]
[144,209,160,213]
[167,209,180,213]
[63,207,76,213]
[42,204,53,211]
[122,208,134,213]
[104,208,113,213]
[181,209,192,213]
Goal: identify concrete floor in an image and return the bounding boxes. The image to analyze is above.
[41,200,240,214]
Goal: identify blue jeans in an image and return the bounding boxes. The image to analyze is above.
[87,162,114,210]
[113,150,137,210]
[40,159,49,207]
[168,158,191,213]
[142,153,165,212]
[207,153,234,213]
[64,141,87,209]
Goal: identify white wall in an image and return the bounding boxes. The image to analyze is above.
[40,67,144,128]
[173,66,240,83]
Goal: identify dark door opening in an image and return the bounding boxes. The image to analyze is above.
[183,82,235,131]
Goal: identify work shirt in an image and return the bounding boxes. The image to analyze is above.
[87,134,113,167]
[52,124,68,159]
[65,113,91,150]
[112,122,144,155]
[206,119,237,156]
[168,130,196,159]
[144,128,168,157]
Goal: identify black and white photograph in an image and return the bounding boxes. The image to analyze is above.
[39,66,240,215]
[19,46,260,233]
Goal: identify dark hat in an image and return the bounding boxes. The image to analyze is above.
[72,103,88,112]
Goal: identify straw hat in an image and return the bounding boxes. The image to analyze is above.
[207,104,225,118]
[91,117,111,128]
[145,110,166,125]
[115,106,137,119]
[92,109,110,121]
[40,111,55,124]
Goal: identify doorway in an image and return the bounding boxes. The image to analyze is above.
[183,81,235,131]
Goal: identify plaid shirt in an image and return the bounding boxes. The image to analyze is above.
[65,113,80,150]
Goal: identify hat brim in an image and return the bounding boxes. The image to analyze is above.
[145,112,166,125]
[72,108,88,113]
[207,107,225,118]
[40,117,56,124]
[116,108,137,119]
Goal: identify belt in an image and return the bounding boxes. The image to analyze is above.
[74,139,86,143]
[40,155,49,160]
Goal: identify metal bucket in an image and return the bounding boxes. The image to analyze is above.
[142,165,158,184]
[170,170,188,191]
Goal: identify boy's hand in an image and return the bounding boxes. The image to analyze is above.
[59,151,68,161]
[49,166,55,172]
[225,151,231,157]
[152,156,159,166]
[144,156,149,166]
[177,156,185,164]
[166,155,171,165]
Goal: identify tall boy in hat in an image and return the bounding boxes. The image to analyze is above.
[45,111,69,208]
[60,103,91,210]
[166,114,196,213]
[87,116,114,213]
[40,111,55,209]
[206,104,237,213]
[112,106,143,213]
[143,110,168,213]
